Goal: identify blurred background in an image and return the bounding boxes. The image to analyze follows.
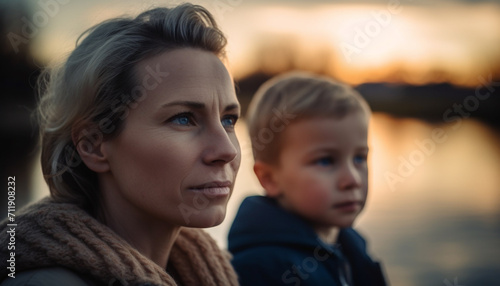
[1,0,499,285]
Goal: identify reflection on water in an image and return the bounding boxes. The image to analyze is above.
[32,114,500,285]
[358,114,500,286]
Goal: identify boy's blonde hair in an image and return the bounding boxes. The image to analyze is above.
[247,71,370,164]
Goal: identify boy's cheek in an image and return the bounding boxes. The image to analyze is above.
[300,184,333,210]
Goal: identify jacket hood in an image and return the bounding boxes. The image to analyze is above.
[229,196,330,252]
[228,196,371,259]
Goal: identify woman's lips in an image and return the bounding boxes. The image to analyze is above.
[188,181,231,197]
[191,187,230,196]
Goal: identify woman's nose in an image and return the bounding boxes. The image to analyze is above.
[202,125,239,165]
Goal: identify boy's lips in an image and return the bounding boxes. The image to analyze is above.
[332,201,362,212]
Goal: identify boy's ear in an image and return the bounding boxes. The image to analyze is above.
[254,160,281,197]
[72,126,110,173]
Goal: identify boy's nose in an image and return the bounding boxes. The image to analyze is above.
[338,163,362,191]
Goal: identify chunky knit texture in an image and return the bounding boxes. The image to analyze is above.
[0,197,238,286]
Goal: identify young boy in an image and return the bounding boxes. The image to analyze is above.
[228,72,387,286]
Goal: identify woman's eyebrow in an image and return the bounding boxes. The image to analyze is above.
[162,101,205,109]
[224,103,240,112]
[162,101,240,113]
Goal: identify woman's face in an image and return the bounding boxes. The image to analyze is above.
[101,48,241,228]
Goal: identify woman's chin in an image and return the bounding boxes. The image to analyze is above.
[182,208,227,228]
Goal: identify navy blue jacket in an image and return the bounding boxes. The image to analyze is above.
[228,196,387,286]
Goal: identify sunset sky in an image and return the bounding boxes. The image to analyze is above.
[26,0,500,87]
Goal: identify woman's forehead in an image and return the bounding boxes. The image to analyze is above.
[136,48,230,82]
[129,49,237,111]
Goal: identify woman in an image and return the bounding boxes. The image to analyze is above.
[0,3,240,286]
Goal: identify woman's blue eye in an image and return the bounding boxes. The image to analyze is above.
[354,155,367,165]
[315,157,334,166]
[169,113,193,126]
[222,115,238,128]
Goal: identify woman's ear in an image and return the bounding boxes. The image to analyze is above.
[72,126,110,173]
[253,160,282,197]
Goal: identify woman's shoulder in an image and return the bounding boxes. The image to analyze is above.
[0,267,100,286]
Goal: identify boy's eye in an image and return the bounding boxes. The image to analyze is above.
[169,112,195,126]
[315,157,334,166]
[353,154,367,165]
[221,115,238,128]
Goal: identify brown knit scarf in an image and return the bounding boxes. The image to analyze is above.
[0,197,239,286]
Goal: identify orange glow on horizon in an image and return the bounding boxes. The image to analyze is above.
[222,2,500,86]
[32,1,500,87]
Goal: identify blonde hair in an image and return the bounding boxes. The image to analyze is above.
[37,3,227,215]
[247,71,370,164]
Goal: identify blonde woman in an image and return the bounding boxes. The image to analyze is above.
[0,3,240,286]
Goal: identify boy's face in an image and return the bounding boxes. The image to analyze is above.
[262,112,369,229]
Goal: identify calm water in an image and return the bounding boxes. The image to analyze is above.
[31,114,500,286]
